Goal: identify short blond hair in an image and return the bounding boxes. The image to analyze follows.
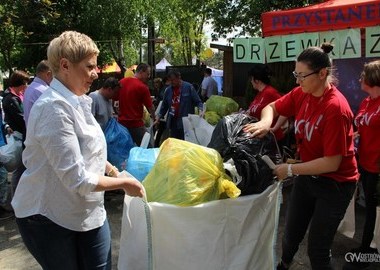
[47,31,99,74]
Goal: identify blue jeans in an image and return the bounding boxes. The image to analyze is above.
[0,165,9,205]
[16,215,111,270]
[281,175,356,270]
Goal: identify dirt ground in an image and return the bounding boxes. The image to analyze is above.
[0,185,379,270]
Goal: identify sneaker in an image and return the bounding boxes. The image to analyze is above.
[0,208,14,221]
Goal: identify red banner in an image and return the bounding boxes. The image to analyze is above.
[262,0,380,37]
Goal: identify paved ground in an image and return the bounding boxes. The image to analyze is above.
[0,185,379,270]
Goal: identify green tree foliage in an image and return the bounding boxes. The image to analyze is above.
[17,0,142,72]
[154,0,216,66]
[13,0,59,71]
[202,51,223,70]
[0,0,28,74]
[71,0,142,71]
[210,0,324,39]
[0,0,323,73]
[1,0,143,73]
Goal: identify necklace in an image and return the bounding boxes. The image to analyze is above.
[302,86,331,123]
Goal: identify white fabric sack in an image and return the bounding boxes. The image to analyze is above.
[155,101,167,122]
[141,124,155,148]
[337,187,357,238]
[0,131,23,172]
[118,182,282,270]
[182,114,215,146]
[374,207,380,253]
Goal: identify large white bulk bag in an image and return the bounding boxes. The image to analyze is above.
[118,182,282,270]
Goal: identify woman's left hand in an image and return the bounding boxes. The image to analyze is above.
[123,178,145,198]
[273,164,289,181]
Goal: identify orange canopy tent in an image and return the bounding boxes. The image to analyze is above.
[124,64,137,78]
[261,0,380,37]
[96,61,121,74]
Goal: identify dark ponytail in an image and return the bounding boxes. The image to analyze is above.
[297,43,333,72]
[248,63,273,85]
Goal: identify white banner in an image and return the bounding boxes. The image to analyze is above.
[233,27,380,63]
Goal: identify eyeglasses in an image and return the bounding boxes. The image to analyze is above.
[292,70,319,81]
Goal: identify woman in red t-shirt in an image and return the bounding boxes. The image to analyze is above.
[345,60,380,268]
[246,64,287,142]
[243,44,358,270]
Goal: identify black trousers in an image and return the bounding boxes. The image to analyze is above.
[281,175,356,270]
[359,169,379,249]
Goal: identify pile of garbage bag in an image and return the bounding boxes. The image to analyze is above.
[126,146,160,181]
[142,138,240,206]
[104,118,136,171]
[208,113,282,195]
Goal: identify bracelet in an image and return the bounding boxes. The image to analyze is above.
[287,164,293,178]
[107,166,119,178]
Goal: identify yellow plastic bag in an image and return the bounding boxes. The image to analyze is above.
[143,106,151,127]
[142,138,240,206]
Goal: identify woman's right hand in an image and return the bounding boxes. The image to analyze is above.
[242,119,271,138]
[122,178,145,198]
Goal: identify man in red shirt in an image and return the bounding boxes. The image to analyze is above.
[117,63,155,146]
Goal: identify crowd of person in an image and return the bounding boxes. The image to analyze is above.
[0,30,378,270]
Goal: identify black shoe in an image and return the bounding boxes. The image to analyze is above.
[277,261,289,270]
[0,208,14,221]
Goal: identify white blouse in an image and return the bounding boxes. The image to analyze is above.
[12,78,107,231]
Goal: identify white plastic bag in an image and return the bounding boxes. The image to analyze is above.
[118,182,282,270]
[337,187,357,238]
[0,131,23,172]
[182,114,215,146]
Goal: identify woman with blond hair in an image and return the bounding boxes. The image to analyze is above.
[12,31,144,269]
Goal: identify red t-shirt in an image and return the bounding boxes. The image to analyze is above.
[248,85,284,140]
[355,96,380,173]
[116,77,153,128]
[275,86,358,182]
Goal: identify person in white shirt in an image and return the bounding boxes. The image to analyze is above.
[201,67,218,101]
[11,31,144,270]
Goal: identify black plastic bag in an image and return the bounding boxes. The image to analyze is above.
[208,113,281,195]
